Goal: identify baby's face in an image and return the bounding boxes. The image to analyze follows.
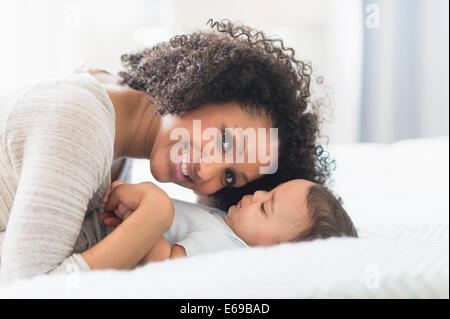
[225,179,314,246]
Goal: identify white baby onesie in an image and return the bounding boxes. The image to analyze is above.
[164,199,248,256]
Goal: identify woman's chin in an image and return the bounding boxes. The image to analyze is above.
[149,164,170,183]
[168,176,192,189]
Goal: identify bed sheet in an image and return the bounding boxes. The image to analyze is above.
[0,137,448,298]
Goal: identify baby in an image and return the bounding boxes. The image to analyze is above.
[99,179,357,267]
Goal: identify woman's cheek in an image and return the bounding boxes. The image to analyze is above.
[150,151,171,182]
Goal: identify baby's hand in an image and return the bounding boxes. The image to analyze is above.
[100,180,133,227]
[101,180,124,209]
[99,181,174,229]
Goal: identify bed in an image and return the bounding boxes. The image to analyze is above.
[0,136,448,298]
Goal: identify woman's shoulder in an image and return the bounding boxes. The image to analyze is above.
[2,73,116,145]
[3,73,113,125]
[34,73,113,120]
[1,73,116,169]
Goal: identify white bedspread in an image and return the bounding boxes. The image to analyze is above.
[1,137,448,298]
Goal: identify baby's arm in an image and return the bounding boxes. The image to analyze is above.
[99,181,186,267]
[138,238,186,266]
[81,182,174,270]
[99,180,133,227]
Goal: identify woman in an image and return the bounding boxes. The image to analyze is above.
[0,20,331,283]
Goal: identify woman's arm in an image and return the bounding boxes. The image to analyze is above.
[81,182,175,270]
[0,73,115,283]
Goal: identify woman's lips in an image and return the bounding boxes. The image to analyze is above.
[173,157,187,181]
[173,142,191,182]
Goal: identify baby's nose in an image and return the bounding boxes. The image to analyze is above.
[252,190,266,202]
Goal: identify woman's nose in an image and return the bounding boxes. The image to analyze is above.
[190,161,228,195]
[194,160,224,183]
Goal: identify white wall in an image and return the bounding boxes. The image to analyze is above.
[359,0,449,143]
[419,0,449,138]
[0,0,363,145]
[2,0,447,201]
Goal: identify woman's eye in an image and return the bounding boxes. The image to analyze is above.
[224,169,235,186]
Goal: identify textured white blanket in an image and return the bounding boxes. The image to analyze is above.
[0,137,448,298]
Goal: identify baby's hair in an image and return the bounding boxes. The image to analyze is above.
[291,184,358,242]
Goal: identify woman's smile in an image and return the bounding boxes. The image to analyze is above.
[172,144,193,182]
[181,146,189,178]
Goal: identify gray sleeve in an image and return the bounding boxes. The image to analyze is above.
[0,74,115,284]
[73,209,112,254]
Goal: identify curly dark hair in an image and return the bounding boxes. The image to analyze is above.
[119,19,334,211]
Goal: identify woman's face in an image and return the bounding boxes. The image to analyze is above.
[149,101,278,195]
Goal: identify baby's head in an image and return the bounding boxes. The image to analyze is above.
[224,179,357,246]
